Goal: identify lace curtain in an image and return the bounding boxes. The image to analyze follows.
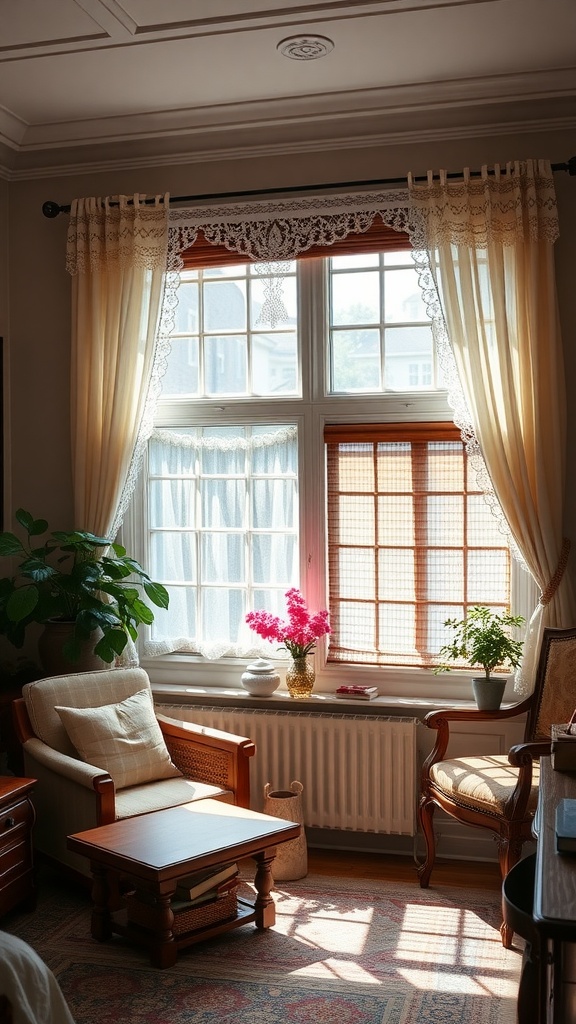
[66,193,170,540]
[408,160,575,695]
[145,425,298,659]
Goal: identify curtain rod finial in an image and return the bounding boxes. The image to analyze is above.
[567,157,576,177]
[42,201,62,218]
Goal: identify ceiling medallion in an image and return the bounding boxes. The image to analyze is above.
[277,35,335,60]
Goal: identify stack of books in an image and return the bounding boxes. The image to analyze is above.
[165,862,240,936]
[172,862,239,908]
[335,684,379,701]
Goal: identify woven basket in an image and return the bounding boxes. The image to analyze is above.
[127,887,238,937]
[172,888,238,935]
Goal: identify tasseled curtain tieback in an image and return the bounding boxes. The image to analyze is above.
[540,537,571,606]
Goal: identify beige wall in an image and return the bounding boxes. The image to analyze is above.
[0,178,9,528]
[5,128,576,594]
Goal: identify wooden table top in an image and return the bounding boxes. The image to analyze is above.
[533,756,576,935]
[67,799,301,884]
[0,776,36,802]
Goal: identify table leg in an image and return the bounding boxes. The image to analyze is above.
[90,863,112,942]
[253,850,276,929]
[148,894,177,969]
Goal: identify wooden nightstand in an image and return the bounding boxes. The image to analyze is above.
[0,776,36,918]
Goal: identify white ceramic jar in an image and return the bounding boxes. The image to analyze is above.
[241,658,281,696]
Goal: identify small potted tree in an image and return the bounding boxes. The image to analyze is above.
[0,508,169,674]
[435,605,525,710]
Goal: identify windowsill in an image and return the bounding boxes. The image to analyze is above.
[144,653,524,714]
[151,681,522,719]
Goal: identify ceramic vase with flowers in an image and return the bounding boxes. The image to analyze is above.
[246,588,330,698]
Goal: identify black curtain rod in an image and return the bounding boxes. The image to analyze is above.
[42,156,576,219]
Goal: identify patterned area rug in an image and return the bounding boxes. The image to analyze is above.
[3,866,520,1024]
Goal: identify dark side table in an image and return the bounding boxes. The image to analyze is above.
[0,776,36,918]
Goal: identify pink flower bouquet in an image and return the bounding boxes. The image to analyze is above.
[246,588,330,659]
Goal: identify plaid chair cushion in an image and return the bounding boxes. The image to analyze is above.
[55,688,182,790]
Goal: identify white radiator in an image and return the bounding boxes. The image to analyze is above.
[157,705,418,836]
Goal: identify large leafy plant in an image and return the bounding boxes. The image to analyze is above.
[435,605,525,680]
[0,509,169,664]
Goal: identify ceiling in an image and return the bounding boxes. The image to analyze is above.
[1,0,575,178]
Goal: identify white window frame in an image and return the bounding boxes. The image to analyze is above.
[125,257,536,701]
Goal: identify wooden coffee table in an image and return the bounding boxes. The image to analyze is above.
[67,798,301,968]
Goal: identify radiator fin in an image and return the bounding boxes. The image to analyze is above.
[155,705,418,836]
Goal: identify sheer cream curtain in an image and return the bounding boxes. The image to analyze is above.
[66,193,170,539]
[408,159,575,694]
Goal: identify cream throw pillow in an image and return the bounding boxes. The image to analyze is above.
[55,689,182,790]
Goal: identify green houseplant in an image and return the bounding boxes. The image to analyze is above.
[435,605,525,710]
[0,509,169,669]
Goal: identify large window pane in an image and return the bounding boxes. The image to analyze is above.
[162,266,299,399]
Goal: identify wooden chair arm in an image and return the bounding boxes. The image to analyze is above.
[503,741,551,822]
[508,740,552,766]
[12,697,35,745]
[156,713,255,809]
[421,696,533,774]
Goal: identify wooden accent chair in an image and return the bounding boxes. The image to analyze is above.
[12,666,255,879]
[418,625,576,947]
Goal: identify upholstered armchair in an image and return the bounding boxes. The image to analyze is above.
[12,667,255,878]
[418,626,576,947]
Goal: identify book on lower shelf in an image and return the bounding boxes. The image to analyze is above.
[335,685,379,701]
[555,798,576,853]
[174,862,238,902]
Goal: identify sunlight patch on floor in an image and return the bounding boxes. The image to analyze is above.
[396,968,519,996]
[288,957,383,983]
[274,902,374,954]
[396,903,505,969]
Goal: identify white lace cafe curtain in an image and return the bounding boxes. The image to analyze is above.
[408,160,576,695]
[146,425,299,659]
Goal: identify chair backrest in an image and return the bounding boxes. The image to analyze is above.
[525,626,576,741]
[22,666,151,756]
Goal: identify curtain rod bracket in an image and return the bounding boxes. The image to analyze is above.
[41,157,576,217]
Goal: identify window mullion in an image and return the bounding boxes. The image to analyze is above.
[373,442,380,655]
[411,442,429,659]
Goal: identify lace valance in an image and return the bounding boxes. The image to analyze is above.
[166,188,415,268]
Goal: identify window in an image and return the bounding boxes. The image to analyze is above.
[325,422,511,668]
[161,263,298,398]
[132,244,529,692]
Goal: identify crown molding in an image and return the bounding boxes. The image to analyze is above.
[11,65,576,158]
[7,114,576,183]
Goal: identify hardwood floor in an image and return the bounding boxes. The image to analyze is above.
[306,847,503,890]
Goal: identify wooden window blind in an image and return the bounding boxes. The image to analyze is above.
[325,423,511,668]
[181,219,411,269]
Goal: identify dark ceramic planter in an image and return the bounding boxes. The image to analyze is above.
[38,620,107,677]
[471,675,507,711]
